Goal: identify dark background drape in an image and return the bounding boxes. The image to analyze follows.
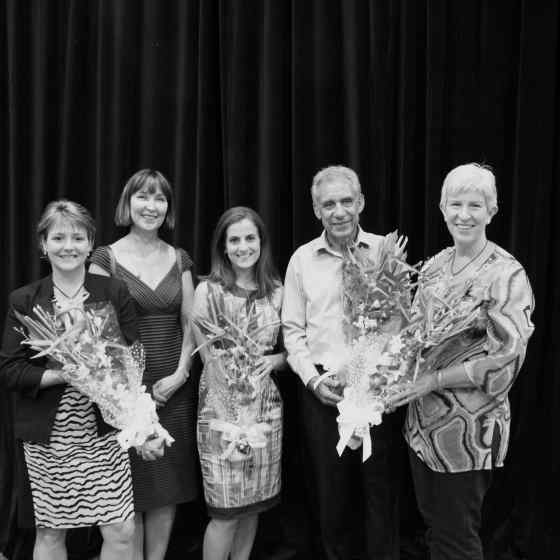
[1,1,559,558]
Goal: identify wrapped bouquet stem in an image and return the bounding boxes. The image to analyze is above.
[15,303,174,450]
[322,231,423,461]
[192,283,280,461]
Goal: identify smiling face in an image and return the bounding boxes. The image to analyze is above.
[129,185,169,232]
[313,180,364,248]
[225,218,261,276]
[441,189,496,251]
[42,217,93,276]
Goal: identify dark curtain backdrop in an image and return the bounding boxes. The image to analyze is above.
[2,1,559,559]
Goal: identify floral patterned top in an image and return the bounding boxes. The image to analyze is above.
[404,242,535,473]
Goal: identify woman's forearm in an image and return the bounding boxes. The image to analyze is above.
[433,363,476,390]
[175,319,195,380]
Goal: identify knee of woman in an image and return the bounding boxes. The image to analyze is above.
[210,517,239,533]
[101,518,136,544]
[36,528,66,548]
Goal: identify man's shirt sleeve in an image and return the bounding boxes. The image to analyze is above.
[281,251,319,386]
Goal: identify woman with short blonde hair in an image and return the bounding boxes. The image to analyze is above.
[389,164,535,560]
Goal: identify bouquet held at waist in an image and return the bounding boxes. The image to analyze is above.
[14,298,174,450]
[320,233,492,462]
[192,284,280,461]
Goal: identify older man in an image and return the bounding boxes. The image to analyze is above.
[282,165,402,560]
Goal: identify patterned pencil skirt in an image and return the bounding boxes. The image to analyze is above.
[197,372,283,519]
[23,386,134,529]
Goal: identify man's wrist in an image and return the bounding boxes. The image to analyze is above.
[307,375,322,392]
[306,375,318,390]
[301,361,322,387]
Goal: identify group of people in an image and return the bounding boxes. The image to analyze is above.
[0,163,534,560]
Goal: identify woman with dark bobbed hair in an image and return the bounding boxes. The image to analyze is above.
[0,200,161,559]
[192,206,286,560]
[389,164,535,560]
[90,170,198,560]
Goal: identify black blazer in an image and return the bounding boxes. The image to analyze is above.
[0,273,138,443]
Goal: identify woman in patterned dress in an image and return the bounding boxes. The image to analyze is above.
[192,207,286,560]
[388,164,535,560]
[89,169,198,560]
[0,200,162,560]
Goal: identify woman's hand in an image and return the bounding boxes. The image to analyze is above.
[39,369,67,388]
[152,369,188,407]
[395,234,408,259]
[137,435,166,461]
[386,374,437,409]
[253,355,276,381]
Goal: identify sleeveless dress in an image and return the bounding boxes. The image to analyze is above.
[91,246,198,511]
[193,281,283,519]
[22,289,134,529]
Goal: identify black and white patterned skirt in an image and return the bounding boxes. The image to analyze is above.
[23,386,134,529]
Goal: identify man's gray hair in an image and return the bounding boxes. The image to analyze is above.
[311,165,361,205]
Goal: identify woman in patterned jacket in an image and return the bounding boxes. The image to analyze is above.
[388,164,534,560]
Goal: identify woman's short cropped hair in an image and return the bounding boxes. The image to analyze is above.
[208,206,280,298]
[311,165,361,205]
[37,199,96,248]
[440,163,498,212]
[114,169,175,229]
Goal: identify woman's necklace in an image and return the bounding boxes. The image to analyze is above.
[53,281,85,300]
[451,240,489,276]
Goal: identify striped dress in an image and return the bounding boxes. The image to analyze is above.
[23,292,134,529]
[91,246,198,511]
[193,281,283,519]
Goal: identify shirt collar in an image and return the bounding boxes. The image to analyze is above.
[313,226,371,255]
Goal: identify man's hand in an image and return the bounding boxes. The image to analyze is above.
[307,375,343,407]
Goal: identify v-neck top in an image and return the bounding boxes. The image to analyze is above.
[91,245,192,316]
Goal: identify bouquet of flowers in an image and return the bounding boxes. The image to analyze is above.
[192,284,280,460]
[342,231,416,340]
[14,302,174,450]
[409,267,492,368]
[320,232,423,461]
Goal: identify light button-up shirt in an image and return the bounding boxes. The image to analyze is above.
[282,228,384,385]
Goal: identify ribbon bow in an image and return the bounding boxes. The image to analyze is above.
[209,419,272,459]
[336,393,384,462]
